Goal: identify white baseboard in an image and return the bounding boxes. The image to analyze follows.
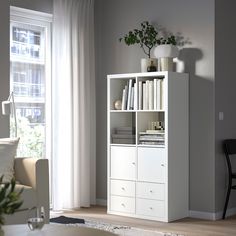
[96,198,107,206]
[189,207,236,220]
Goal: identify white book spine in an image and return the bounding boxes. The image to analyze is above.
[130,86,134,110]
[138,81,142,110]
[134,82,137,110]
[121,88,126,110]
[143,83,146,110]
[160,79,164,110]
[154,79,157,110]
[145,80,149,110]
[149,80,154,110]
[127,79,133,110]
[156,79,161,110]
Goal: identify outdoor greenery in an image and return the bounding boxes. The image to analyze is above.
[0,176,23,227]
[11,116,45,158]
[119,21,177,58]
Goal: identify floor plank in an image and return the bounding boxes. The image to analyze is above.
[50,206,236,236]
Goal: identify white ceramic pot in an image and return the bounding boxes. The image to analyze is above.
[140,58,157,72]
[154,45,179,58]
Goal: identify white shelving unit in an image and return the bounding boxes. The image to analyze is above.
[107,71,189,222]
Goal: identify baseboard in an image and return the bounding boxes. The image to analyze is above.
[189,207,236,220]
[96,198,107,206]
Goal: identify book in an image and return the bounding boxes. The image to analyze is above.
[145,80,149,110]
[156,79,161,110]
[160,79,164,109]
[143,83,146,110]
[121,87,126,110]
[149,80,154,110]
[130,86,134,110]
[134,82,137,110]
[127,79,133,110]
[138,81,142,110]
[154,79,157,110]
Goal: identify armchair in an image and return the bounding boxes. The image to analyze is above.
[4,158,49,225]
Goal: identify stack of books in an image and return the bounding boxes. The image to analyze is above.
[139,130,165,145]
[112,127,135,144]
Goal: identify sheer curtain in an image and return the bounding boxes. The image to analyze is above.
[52,0,96,210]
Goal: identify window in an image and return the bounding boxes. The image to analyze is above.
[10,7,52,158]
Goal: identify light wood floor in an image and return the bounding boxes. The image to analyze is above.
[51,206,236,236]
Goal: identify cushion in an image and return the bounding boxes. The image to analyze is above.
[0,137,20,182]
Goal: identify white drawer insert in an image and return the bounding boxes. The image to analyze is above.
[111,179,135,197]
[110,196,135,214]
[137,182,165,200]
[136,198,165,218]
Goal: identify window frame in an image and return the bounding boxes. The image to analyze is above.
[10,6,52,161]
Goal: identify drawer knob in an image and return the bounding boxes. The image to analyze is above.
[121,203,125,207]
[149,207,153,210]
[121,187,125,191]
[161,164,165,167]
[149,190,153,193]
[132,162,135,165]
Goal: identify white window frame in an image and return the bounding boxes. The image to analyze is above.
[10,6,52,162]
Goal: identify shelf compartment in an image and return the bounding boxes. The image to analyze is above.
[110,112,136,145]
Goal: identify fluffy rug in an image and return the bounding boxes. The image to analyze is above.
[50,216,184,236]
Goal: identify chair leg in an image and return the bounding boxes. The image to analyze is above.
[222,180,232,219]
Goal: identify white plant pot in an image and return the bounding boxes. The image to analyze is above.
[154,45,179,58]
[140,58,157,72]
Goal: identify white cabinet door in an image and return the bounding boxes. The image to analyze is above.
[111,146,136,180]
[138,147,166,183]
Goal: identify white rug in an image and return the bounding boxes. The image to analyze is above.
[65,219,184,236]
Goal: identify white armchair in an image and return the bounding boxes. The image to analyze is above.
[4,158,49,225]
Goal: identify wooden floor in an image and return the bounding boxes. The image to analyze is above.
[51,206,236,236]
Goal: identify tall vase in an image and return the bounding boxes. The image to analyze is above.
[154,45,179,72]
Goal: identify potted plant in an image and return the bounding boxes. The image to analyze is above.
[0,176,23,235]
[154,35,179,71]
[119,21,159,72]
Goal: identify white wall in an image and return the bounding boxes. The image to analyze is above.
[10,0,53,13]
[0,0,10,138]
[215,0,236,213]
[95,0,215,213]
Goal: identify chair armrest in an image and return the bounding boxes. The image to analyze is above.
[14,157,50,223]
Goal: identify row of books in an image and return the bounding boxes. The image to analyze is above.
[121,79,164,110]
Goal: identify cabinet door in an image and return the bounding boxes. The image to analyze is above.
[111,146,136,180]
[138,147,166,183]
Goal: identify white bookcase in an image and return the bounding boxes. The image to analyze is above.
[107,72,189,222]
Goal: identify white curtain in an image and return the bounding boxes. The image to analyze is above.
[52,0,96,210]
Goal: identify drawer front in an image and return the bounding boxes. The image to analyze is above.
[111,146,136,180]
[136,198,165,218]
[137,182,165,200]
[110,196,135,214]
[111,179,135,197]
[138,147,166,183]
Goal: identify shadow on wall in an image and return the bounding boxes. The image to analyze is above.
[179,47,215,212]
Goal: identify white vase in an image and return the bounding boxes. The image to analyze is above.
[154,45,179,58]
[140,58,157,72]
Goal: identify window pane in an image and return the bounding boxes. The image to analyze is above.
[10,23,46,158]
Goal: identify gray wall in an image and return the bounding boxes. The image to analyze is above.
[95,0,215,212]
[215,0,236,212]
[0,0,10,138]
[10,0,53,13]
